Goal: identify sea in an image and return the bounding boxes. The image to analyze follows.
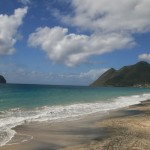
[0,84,150,146]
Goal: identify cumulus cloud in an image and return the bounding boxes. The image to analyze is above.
[62,0,150,33]
[29,0,150,67]
[28,26,134,67]
[138,53,150,62]
[0,7,28,55]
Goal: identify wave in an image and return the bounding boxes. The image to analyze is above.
[0,93,150,147]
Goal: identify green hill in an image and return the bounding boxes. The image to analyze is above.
[0,75,6,84]
[90,61,150,87]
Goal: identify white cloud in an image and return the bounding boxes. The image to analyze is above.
[28,26,134,67]
[0,7,28,55]
[62,0,150,33]
[138,53,150,62]
[79,68,108,80]
[45,68,108,81]
[29,0,150,67]
[2,66,107,85]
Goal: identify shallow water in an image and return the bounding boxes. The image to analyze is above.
[0,84,150,146]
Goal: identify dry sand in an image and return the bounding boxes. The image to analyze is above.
[62,100,150,150]
[1,100,150,150]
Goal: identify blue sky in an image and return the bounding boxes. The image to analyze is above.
[0,0,150,85]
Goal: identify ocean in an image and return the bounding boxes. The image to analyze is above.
[0,84,150,146]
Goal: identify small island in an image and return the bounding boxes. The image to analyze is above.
[0,75,6,84]
[90,61,150,87]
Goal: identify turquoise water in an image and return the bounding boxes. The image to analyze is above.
[0,84,150,146]
[1,84,150,110]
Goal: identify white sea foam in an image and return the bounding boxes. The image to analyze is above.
[0,129,16,147]
[0,93,150,147]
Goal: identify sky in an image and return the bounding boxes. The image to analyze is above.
[0,0,150,85]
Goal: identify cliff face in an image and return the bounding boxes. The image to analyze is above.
[0,75,6,84]
[90,61,150,87]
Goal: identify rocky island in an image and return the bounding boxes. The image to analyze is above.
[90,61,150,87]
[0,75,6,84]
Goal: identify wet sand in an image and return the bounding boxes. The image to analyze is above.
[63,100,150,150]
[1,100,150,150]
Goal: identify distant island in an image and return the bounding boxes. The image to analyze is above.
[90,61,150,87]
[0,75,6,84]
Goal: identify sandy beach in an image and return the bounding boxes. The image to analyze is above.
[1,100,150,150]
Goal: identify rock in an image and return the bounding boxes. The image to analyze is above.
[0,75,6,84]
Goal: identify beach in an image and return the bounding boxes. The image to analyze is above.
[1,99,150,150]
[1,0,150,149]
[63,100,150,150]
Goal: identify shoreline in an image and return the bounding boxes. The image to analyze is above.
[63,99,150,150]
[1,99,150,150]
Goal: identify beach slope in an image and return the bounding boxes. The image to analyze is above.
[63,100,150,150]
[1,100,150,150]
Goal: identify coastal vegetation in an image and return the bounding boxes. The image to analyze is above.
[91,61,150,87]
